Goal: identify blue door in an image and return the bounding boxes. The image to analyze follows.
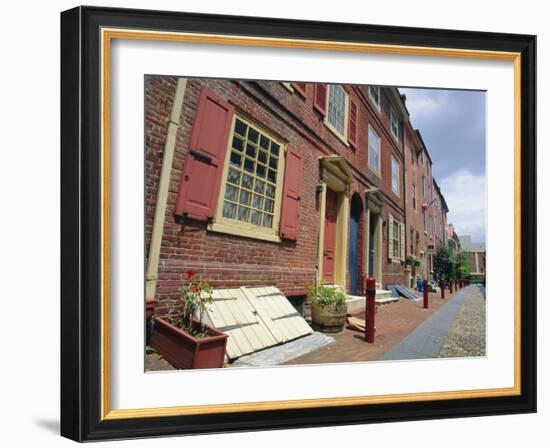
[349,214,359,295]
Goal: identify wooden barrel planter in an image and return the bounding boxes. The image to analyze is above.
[311,302,348,333]
[151,317,228,369]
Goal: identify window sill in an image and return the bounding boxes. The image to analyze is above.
[208,221,282,243]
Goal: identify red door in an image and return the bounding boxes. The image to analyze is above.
[323,189,337,283]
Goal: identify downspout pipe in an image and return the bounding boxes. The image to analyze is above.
[146,78,188,305]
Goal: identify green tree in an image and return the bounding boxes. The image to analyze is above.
[456,251,472,279]
[434,246,456,281]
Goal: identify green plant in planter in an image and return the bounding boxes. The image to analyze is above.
[405,255,414,266]
[307,284,347,307]
[307,284,348,333]
[166,270,214,338]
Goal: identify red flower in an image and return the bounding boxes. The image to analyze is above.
[192,285,200,294]
[186,270,195,278]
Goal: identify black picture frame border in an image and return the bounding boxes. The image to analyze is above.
[60,5,536,442]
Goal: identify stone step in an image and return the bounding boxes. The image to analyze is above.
[345,290,397,314]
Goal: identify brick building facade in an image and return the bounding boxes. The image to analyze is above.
[145,77,450,315]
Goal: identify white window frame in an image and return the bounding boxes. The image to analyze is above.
[210,115,286,243]
[368,124,381,175]
[369,85,381,111]
[392,219,400,259]
[391,156,400,196]
[388,215,404,262]
[390,107,399,140]
[324,84,350,144]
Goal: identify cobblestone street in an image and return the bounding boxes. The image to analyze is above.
[439,285,486,358]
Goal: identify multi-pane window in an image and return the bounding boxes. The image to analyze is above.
[410,227,414,255]
[327,84,348,137]
[368,125,381,173]
[222,117,282,230]
[391,157,400,196]
[392,220,400,259]
[390,108,399,139]
[369,86,380,108]
[412,183,417,210]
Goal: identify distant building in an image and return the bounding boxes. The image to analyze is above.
[459,235,486,278]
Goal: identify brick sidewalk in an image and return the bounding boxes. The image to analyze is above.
[146,286,466,370]
[285,288,462,365]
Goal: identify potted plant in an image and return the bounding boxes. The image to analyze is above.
[308,284,348,333]
[151,270,228,369]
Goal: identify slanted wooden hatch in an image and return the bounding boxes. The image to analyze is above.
[203,286,313,360]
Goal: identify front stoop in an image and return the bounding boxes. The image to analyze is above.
[346,290,397,314]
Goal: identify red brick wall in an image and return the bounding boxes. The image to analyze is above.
[145,78,408,307]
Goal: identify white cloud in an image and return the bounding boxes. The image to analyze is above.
[400,88,450,119]
[440,169,486,243]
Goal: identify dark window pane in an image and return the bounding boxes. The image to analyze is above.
[235,119,247,136]
[258,150,268,164]
[256,164,266,178]
[268,169,276,183]
[270,143,280,157]
[244,158,255,173]
[268,156,277,169]
[259,135,270,150]
[232,136,243,152]
[246,143,257,159]
[230,151,242,167]
[248,127,259,143]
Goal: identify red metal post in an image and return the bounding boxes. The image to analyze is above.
[365,277,376,343]
[423,279,429,309]
[440,280,445,299]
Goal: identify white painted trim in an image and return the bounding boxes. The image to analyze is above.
[145,78,187,301]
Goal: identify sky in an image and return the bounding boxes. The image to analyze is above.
[399,87,486,244]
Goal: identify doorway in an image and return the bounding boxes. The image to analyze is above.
[368,213,377,277]
[323,189,337,283]
[348,193,363,295]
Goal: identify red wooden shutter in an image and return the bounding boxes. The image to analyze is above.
[279,147,303,240]
[175,87,234,221]
[314,84,327,115]
[292,82,307,97]
[348,98,358,148]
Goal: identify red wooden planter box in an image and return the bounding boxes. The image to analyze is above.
[151,317,228,369]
